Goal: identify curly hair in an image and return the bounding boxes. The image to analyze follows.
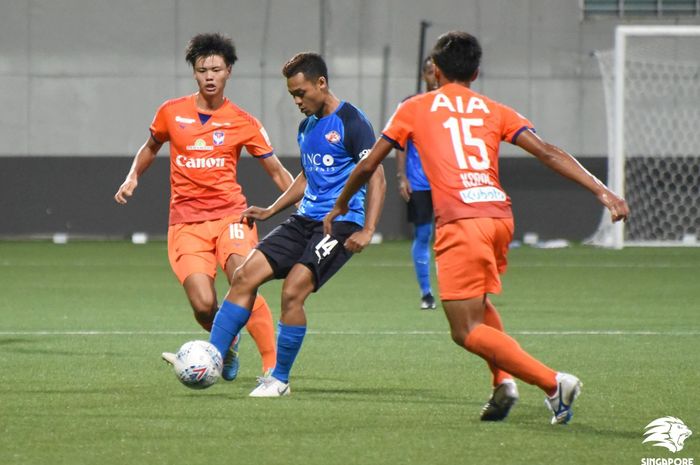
[185,33,238,67]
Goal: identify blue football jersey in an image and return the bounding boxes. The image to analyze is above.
[296,101,375,226]
[405,138,431,192]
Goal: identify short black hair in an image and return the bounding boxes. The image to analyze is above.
[185,33,238,67]
[430,31,481,82]
[282,52,328,83]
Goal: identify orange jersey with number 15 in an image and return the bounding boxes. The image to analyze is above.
[382,83,533,226]
[150,94,275,225]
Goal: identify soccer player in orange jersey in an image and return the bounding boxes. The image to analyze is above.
[114,33,294,380]
[325,31,629,424]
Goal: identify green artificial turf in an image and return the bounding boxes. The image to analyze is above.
[0,241,698,465]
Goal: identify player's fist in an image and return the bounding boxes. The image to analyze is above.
[598,190,629,223]
[344,229,372,253]
[115,178,138,204]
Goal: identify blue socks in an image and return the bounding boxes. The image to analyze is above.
[271,322,307,383]
[412,222,433,296]
[210,300,251,358]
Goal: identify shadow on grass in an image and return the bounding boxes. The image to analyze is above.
[294,385,469,407]
[3,346,123,357]
[512,404,641,440]
[0,337,31,345]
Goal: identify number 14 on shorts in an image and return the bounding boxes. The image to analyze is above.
[315,235,338,263]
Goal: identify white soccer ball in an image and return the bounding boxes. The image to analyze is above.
[173,340,223,389]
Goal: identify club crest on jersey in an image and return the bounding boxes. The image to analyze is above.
[325,131,341,143]
[213,131,225,146]
[186,138,213,151]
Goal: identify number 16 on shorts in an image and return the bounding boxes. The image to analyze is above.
[229,223,246,240]
[315,234,338,263]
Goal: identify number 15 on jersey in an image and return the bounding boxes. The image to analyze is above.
[443,117,490,171]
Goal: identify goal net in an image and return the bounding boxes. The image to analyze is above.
[588,25,700,248]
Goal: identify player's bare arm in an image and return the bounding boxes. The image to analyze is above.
[258,154,294,193]
[114,136,162,204]
[395,148,412,202]
[241,171,307,222]
[344,164,386,253]
[516,129,629,222]
[323,137,393,235]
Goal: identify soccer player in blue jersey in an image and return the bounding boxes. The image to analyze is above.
[395,57,438,310]
[206,52,386,397]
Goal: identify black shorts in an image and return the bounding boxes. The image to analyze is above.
[256,214,362,291]
[407,190,434,225]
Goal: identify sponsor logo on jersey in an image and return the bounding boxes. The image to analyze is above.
[459,186,506,204]
[325,131,341,143]
[358,149,370,160]
[175,116,196,124]
[176,155,225,168]
[186,138,213,151]
[303,152,335,170]
[211,122,232,127]
[430,93,490,114]
[213,131,225,146]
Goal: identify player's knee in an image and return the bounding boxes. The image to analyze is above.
[281,278,313,310]
[280,285,304,308]
[189,293,217,317]
[230,265,259,295]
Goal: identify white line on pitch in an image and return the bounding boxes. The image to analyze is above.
[0,330,697,336]
[2,261,699,269]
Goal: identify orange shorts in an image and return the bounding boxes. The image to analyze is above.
[434,217,514,301]
[167,214,260,284]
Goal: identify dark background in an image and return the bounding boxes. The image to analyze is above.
[0,156,606,241]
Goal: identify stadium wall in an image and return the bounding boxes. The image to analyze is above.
[2,0,695,240]
[0,156,606,241]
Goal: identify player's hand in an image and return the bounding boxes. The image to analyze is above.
[397,175,411,202]
[344,229,373,253]
[241,206,273,222]
[114,177,138,204]
[598,190,629,223]
[323,204,348,236]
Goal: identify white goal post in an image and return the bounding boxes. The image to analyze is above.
[588,25,700,248]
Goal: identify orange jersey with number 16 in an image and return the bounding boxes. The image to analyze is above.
[150,94,275,225]
[382,83,533,227]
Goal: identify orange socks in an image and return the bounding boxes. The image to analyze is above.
[483,300,512,387]
[245,294,277,372]
[465,323,557,394]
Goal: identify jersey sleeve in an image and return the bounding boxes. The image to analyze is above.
[149,101,170,144]
[498,102,535,144]
[342,108,376,163]
[381,99,416,151]
[244,117,275,159]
